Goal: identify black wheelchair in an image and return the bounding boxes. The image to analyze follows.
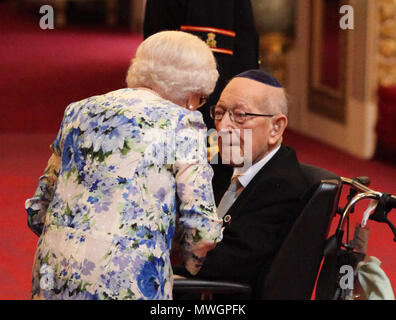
[173,163,396,300]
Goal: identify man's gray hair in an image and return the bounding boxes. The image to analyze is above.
[278,89,288,116]
[265,87,288,116]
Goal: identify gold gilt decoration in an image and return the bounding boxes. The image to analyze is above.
[379,0,396,86]
[206,32,217,48]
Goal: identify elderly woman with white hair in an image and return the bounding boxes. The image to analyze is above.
[25,31,222,300]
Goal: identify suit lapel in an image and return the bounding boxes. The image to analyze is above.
[211,161,233,205]
[224,145,306,222]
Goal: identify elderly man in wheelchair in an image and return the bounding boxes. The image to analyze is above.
[172,70,396,300]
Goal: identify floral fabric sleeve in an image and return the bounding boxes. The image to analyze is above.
[25,109,65,236]
[25,150,61,236]
[173,111,223,275]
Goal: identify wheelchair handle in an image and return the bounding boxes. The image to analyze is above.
[341,177,396,210]
[353,176,370,187]
[336,177,396,241]
[344,176,371,214]
[336,191,381,233]
[340,177,375,194]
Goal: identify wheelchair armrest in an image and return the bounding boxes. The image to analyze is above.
[173,278,252,295]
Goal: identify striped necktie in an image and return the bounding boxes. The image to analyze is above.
[217,175,243,218]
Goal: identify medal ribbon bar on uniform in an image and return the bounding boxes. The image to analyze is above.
[180,25,236,56]
[180,25,236,37]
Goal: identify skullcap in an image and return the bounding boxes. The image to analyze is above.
[234,69,282,88]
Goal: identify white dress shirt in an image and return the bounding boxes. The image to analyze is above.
[233,144,281,188]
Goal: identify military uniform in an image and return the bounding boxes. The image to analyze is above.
[143,0,259,130]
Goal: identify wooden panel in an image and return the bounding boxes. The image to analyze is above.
[308,0,349,123]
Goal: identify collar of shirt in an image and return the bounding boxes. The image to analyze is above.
[233,144,281,188]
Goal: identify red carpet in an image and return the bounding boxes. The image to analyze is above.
[0,3,395,300]
[0,2,142,133]
[0,134,55,300]
[0,2,141,299]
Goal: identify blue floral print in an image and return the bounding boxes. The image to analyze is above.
[137,257,165,300]
[25,88,222,300]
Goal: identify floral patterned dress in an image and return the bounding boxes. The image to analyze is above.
[25,88,223,300]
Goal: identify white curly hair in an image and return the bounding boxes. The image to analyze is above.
[126,31,219,105]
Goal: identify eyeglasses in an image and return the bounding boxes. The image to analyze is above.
[210,105,275,124]
[197,96,208,108]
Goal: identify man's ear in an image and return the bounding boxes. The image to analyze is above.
[269,115,287,145]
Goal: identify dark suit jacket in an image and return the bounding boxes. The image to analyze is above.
[196,145,310,296]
